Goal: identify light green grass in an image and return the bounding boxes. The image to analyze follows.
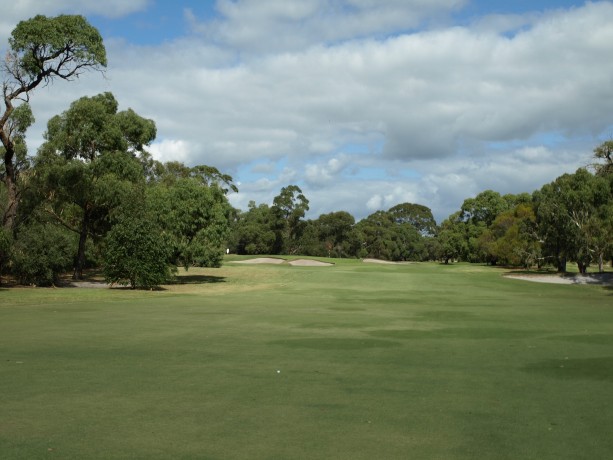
[1,260,612,459]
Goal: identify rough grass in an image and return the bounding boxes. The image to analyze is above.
[1,260,612,459]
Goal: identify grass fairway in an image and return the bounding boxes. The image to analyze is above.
[1,260,613,459]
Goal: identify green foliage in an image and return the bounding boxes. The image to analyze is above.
[36,92,153,278]
[147,178,231,268]
[593,140,613,177]
[355,210,425,261]
[232,202,277,255]
[480,203,541,267]
[310,211,358,257]
[147,161,238,194]
[272,185,310,254]
[11,221,76,286]
[435,212,467,263]
[2,14,106,232]
[102,215,174,289]
[535,168,612,272]
[44,92,154,162]
[388,202,437,237]
[8,15,106,81]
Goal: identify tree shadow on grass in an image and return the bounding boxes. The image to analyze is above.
[171,274,226,285]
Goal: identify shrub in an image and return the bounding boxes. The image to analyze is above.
[11,222,76,286]
[103,216,174,289]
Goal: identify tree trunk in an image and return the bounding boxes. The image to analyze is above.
[557,256,567,273]
[73,211,90,280]
[597,253,604,273]
[1,140,18,232]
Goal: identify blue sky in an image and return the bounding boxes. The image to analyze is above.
[87,1,588,44]
[2,1,612,221]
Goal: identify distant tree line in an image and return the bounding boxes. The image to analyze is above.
[226,156,613,275]
[1,15,612,288]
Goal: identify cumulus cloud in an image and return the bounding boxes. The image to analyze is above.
[187,0,466,54]
[305,154,352,186]
[0,0,150,39]
[149,139,194,164]
[2,1,611,222]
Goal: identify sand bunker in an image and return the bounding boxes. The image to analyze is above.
[363,258,411,264]
[233,258,285,264]
[288,259,333,267]
[505,273,613,285]
[232,257,332,266]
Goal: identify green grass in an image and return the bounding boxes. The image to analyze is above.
[1,260,613,459]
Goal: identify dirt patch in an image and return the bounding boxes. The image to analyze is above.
[233,258,286,264]
[288,259,333,267]
[505,273,613,285]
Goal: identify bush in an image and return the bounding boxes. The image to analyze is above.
[103,216,174,289]
[11,222,76,286]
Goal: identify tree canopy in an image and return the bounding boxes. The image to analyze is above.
[2,15,106,231]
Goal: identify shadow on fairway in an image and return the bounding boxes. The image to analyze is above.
[523,356,613,382]
[269,338,400,350]
[173,274,226,285]
[369,327,538,340]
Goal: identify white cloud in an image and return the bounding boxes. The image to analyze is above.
[0,0,151,42]
[188,0,466,54]
[305,154,351,186]
[149,139,194,164]
[3,1,612,223]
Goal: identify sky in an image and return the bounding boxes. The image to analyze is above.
[1,0,612,222]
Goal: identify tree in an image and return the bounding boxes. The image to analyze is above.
[480,203,541,268]
[231,201,277,255]
[36,92,154,279]
[102,215,173,289]
[436,212,467,264]
[271,185,309,254]
[149,161,238,193]
[535,168,611,273]
[315,211,356,257]
[592,140,613,177]
[11,220,76,286]
[461,190,509,228]
[355,211,397,260]
[1,15,106,231]
[147,178,232,268]
[458,190,512,262]
[388,203,437,237]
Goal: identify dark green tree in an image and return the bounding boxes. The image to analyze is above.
[232,201,277,255]
[271,185,309,254]
[436,212,467,264]
[11,220,76,286]
[315,211,356,257]
[147,178,232,268]
[1,15,106,231]
[535,168,611,273]
[388,203,437,237]
[102,215,173,289]
[35,92,154,279]
[479,203,541,268]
